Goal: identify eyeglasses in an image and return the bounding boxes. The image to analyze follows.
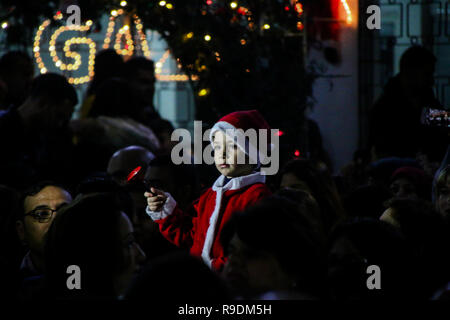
[24,206,59,223]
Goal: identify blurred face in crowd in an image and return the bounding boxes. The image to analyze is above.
[134,69,155,106]
[213,131,254,178]
[280,172,312,195]
[379,208,401,228]
[222,234,293,297]
[114,211,146,296]
[389,178,418,200]
[328,235,368,300]
[436,175,450,221]
[44,98,75,130]
[17,186,72,257]
[24,96,75,132]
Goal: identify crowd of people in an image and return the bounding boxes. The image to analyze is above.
[0,46,449,301]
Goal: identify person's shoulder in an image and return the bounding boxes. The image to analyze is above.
[246,182,271,191]
[239,182,272,198]
[197,186,214,201]
[233,183,271,207]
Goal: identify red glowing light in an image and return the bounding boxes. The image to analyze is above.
[284,6,290,11]
[277,130,284,136]
[294,150,300,157]
[56,11,61,15]
[206,0,213,5]
[127,166,142,182]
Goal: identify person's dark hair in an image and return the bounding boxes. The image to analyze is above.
[147,153,173,167]
[30,73,78,106]
[386,197,446,237]
[17,181,70,220]
[87,77,139,119]
[124,57,155,78]
[343,184,392,219]
[149,118,174,136]
[328,217,416,299]
[280,159,346,232]
[220,195,327,298]
[0,51,32,76]
[275,188,326,248]
[44,193,126,299]
[76,174,134,221]
[400,46,436,73]
[76,174,118,194]
[385,198,450,295]
[329,218,409,259]
[87,49,124,95]
[124,251,230,301]
[385,197,440,240]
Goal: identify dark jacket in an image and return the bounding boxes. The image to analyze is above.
[369,75,445,158]
[0,107,76,189]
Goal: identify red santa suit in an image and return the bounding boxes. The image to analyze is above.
[146,172,271,271]
[146,110,273,271]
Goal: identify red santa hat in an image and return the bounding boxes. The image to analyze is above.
[209,110,272,167]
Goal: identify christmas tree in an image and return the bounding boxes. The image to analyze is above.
[1,0,322,162]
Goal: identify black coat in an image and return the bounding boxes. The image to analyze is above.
[369,75,446,159]
[0,107,76,189]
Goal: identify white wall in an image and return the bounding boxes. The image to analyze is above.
[308,0,359,173]
[148,30,195,134]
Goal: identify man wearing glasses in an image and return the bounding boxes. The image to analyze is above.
[16,181,72,278]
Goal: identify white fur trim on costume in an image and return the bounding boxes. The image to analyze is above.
[145,192,177,221]
[209,121,271,167]
[201,172,266,268]
[212,171,266,191]
[209,121,236,144]
[201,188,223,268]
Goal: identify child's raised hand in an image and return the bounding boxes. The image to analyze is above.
[144,188,168,212]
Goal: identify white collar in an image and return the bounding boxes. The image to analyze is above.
[212,171,265,192]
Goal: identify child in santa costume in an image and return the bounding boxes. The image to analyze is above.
[145,110,272,271]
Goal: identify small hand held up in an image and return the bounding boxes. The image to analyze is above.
[144,188,167,212]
